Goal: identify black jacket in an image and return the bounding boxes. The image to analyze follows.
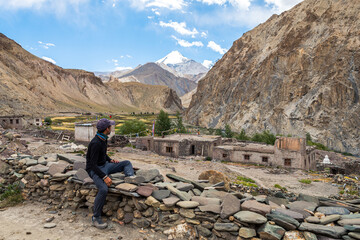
[86,135,111,179]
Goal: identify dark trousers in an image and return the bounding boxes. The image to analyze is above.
[89,160,134,217]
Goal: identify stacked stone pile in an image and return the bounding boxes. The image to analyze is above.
[1,153,360,240]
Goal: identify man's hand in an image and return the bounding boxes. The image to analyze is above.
[103,176,112,187]
[111,159,119,163]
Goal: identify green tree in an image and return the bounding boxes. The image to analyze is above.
[215,129,224,137]
[224,124,233,138]
[44,117,52,125]
[235,129,249,141]
[155,110,172,135]
[119,120,147,136]
[251,130,277,145]
[175,111,186,133]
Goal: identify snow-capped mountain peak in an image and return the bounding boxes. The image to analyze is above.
[156,51,189,65]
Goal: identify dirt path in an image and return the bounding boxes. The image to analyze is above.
[0,202,167,240]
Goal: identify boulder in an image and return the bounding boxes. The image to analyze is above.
[74,168,89,181]
[198,170,230,190]
[239,227,257,238]
[48,163,69,176]
[136,185,155,197]
[0,161,10,174]
[283,230,306,240]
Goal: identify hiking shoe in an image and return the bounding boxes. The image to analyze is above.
[92,216,108,229]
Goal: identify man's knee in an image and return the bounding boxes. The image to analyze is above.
[98,185,108,196]
[124,160,132,167]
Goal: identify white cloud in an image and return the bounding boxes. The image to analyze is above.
[201,32,207,38]
[207,41,227,54]
[265,0,303,12]
[128,0,186,11]
[202,60,213,68]
[197,0,251,10]
[41,56,56,64]
[159,21,198,37]
[172,36,203,47]
[38,41,55,49]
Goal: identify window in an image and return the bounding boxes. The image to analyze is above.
[223,153,228,158]
[262,157,268,163]
[214,143,217,146]
[10,119,13,124]
[16,119,19,124]
[36,119,40,122]
[166,147,173,153]
[284,159,292,167]
[244,155,250,160]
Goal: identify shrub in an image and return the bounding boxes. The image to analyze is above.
[119,119,148,136]
[44,117,52,125]
[299,179,312,184]
[175,111,186,133]
[235,129,249,141]
[0,182,24,208]
[274,184,287,191]
[224,124,233,138]
[251,130,276,145]
[236,176,255,183]
[205,156,212,161]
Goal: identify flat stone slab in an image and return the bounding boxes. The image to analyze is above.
[234,211,267,224]
[73,161,86,170]
[344,225,360,232]
[341,214,360,220]
[220,193,240,219]
[267,212,300,230]
[338,218,360,226]
[319,215,341,225]
[306,216,321,224]
[241,200,271,216]
[29,164,49,173]
[74,168,89,181]
[179,208,195,219]
[58,154,86,164]
[176,182,194,191]
[298,222,347,238]
[176,201,200,209]
[287,201,317,217]
[258,222,286,240]
[136,185,155,197]
[200,189,228,200]
[26,159,38,166]
[136,169,160,182]
[349,232,360,239]
[152,190,171,201]
[163,196,180,207]
[115,183,138,192]
[214,223,239,232]
[191,196,221,206]
[274,208,305,221]
[239,227,257,239]
[316,207,351,215]
[199,204,221,214]
[48,163,69,176]
[166,185,191,201]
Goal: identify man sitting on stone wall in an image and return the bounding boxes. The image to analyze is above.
[86,118,138,229]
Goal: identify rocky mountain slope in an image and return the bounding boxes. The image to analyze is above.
[185,0,360,155]
[116,62,197,96]
[0,34,182,115]
[107,81,183,113]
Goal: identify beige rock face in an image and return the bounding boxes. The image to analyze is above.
[185,0,360,154]
[0,34,182,115]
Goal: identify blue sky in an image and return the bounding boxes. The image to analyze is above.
[0,0,303,72]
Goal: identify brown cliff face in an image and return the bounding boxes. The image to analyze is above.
[185,0,360,155]
[107,82,183,113]
[0,34,181,115]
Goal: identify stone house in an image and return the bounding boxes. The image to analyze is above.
[136,134,222,158]
[75,122,115,142]
[0,115,43,129]
[213,137,316,171]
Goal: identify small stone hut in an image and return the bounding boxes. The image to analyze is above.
[75,122,115,142]
[0,115,42,129]
[136,134,222,158]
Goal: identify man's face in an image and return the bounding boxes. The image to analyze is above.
[104,126,111,135]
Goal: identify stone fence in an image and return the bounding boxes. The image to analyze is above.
[1,153,360,240]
